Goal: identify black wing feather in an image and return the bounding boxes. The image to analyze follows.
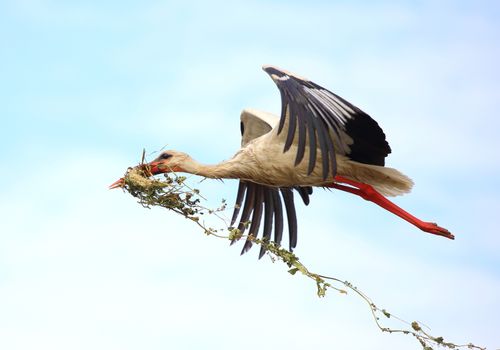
[272,188,284,245]
[259,188,275,259]
[280,188,298,250]
[241,186,264,254]
[294,104,307,166]
[295,186,313,206]
[284,101,297,152]
[308,99,338,176]
[305,107,318,175]
[230,181,247,226]
[235,182,256,236]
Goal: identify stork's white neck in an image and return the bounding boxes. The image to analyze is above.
[181,152,254,180]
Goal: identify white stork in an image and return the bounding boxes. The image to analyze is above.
[112,65,453,257]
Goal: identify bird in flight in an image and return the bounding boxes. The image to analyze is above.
[111,65,454,257]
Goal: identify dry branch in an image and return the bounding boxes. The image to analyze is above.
[115,159,485,350]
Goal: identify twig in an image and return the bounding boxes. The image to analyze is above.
[115,160,486,350]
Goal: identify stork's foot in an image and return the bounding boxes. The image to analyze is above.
[420,222,454,240]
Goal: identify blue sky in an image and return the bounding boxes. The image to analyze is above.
[1,1,500,349]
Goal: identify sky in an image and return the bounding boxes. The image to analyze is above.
[1,0,500,349]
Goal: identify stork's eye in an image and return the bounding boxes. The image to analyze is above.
[159,153,172,160]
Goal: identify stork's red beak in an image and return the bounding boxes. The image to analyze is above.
[148,161,162,175]
[147,161,182,174]
[109,178,124,189]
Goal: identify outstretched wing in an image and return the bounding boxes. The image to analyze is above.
[231,109,312,258]
[262,65,391,180]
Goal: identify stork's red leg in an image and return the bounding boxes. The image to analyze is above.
[328,176,454,240]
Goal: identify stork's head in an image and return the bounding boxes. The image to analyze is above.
[147,150,191,175]
[109,150,191,189]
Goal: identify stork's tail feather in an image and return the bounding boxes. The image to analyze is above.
[371,166,414,197]
[343,162,414,197]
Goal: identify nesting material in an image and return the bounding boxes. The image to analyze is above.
[121,164,200,218]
